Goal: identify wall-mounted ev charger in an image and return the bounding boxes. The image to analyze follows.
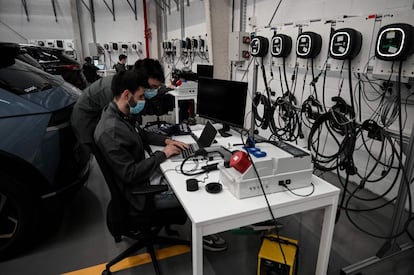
[271,34,292,58]
[250,36,269,57]
[296,31,322,58]
[330,28,363,60]
[375,23,414,61]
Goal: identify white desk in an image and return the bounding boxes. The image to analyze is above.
[168,90,198,123]
[97,69,116,77]
[157,132,340,275]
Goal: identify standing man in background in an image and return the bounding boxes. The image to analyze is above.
[71,58,165,153]
[113,54,127,73]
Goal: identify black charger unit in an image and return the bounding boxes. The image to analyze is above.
[250,36,270,57]
[375,23,414,61]
[296,31,322,58]
[271,34,292,58]
[330,28,363,60]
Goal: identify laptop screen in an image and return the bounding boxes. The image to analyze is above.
[197,121,217,148]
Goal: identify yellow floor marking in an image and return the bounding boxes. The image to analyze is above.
[62,245,190,275]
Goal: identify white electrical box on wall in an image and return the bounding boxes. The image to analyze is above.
[330,15,376,73]
[298,21,332,70]
[373,11,414,80]
[229,31,251,62]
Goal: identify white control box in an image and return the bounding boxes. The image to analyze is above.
[174,81,198,95]
[219,142,313,199]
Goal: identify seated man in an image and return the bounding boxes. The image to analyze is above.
[82,56,101,84]
[94,70,227,252]
[94,70,186,211]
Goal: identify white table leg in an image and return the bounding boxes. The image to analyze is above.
[192,224,203,275]
[175,97,180,124]
[315,197,338,275]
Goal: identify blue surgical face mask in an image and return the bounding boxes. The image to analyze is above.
[129,100,146,114]
[144,88,158,99]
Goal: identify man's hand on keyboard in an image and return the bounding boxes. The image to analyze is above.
[163,144,182,158]
[165,139,189,152]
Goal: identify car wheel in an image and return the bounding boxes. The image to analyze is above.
[0,172,39,260]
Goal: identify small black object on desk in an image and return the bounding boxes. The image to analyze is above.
[186,178,199,192]
[205,182,222,194]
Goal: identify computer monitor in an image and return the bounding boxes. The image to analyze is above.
[197,77,248,137]
[197,64,214,79]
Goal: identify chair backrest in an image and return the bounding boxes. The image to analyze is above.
[91,142,129,237]
[91,142,188,237]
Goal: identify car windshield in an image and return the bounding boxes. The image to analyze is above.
[0,59,64,95]
[36,49,61,62]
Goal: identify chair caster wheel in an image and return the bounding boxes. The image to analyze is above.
[102,269,112,275]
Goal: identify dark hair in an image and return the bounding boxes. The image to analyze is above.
[111,70,149,98]
[84,56,92,63]
[133,58,165,83]
[119,54,127,61]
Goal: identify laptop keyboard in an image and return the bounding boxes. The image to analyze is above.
[181,144,196,159]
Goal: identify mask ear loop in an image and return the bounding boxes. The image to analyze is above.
[127,91,137,108]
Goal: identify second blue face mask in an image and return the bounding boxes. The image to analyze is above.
[144,88,158,99]
[130,100,146,114]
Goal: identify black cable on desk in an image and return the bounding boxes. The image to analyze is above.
[179,154,206,176]
[281,182,315,197]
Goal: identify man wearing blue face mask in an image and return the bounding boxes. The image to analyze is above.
[71,58,166,154]
[94,70,187,211]
[144,87,159,99]
[94,70,228,252]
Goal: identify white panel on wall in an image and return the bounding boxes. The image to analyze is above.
[330,15,377,73]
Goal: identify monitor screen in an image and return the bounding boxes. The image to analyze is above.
[197,64,214,78]
[96,64,105,70]
[197,77,248,136]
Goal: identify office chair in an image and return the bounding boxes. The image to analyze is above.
[91,143,189,275]
[143,86,175,128]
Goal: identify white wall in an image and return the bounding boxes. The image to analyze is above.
[0,0,74,42]
[0,0,159,67]
[162,0,209,77]
[77,0,147,68]
[165,0,207,39]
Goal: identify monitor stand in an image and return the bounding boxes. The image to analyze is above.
[218,123,232,137]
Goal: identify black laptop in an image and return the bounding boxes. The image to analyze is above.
[170,121,217,161]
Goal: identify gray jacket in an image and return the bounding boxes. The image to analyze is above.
[71,75,114,147]
[94,101,168,212]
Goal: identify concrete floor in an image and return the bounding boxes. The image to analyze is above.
[0,159,413,275]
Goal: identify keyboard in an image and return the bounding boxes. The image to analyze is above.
[145,123,191,136]
[181,144,197,159]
